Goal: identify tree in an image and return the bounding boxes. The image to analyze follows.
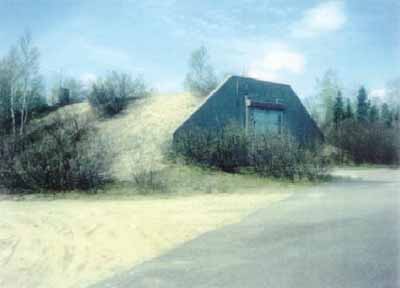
[368,104,379,123]
[0,32,46,137]
[381,103,393,128]
[386,78,400,108]
[58,88,70,106]
[184,46,218,98]
[394,108,400,129]
[330,90,346,163]
[17,31,42,135]
[314,70,341,127]
[344,98,354,119]
[386,78,400,129]
[0,47,20,136]
[303,95,321,124]
[333,90,344,128]
[356,86,369,123]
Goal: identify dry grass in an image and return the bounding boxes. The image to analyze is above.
[97,92,200,180]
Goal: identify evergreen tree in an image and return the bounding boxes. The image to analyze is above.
[394,108,400,127]
[368,104,379,123]
[333,90,344,128]
[356,86,369,122]
[381,103,393,128]
[344,98,354,119]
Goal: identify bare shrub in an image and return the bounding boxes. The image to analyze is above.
[173,124,249,172]
[128,148,170,193]
[88,71,150,117]
[328,119,400,165]
[250,135,329,180]
[173,125,329,180]
[0,112,113,192]
[131,169,169,194]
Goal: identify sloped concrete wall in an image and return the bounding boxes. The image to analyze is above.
[173,76,323,145]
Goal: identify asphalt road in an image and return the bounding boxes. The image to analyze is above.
[91,168,400,288]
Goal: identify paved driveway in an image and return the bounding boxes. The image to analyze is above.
[91,168,400,288]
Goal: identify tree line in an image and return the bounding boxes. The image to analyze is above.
[328,86,399,165]
[305,70,400,165]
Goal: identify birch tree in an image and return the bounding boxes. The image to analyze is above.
[18,32,41,135]
[316,70,341,127]
[184,46,218,98]
[0,47,20,136]
[0,32,43,136]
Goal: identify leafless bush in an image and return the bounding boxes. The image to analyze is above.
[127,148,170,193]
[173,124,249,172]
[0,112,113,193]
[328,119,400,165]
[131,169,169,194]
[173,125,329,180]
[250,135,329,180]
[88,71,150,117]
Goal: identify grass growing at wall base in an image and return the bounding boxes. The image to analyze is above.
[94,164,312,199]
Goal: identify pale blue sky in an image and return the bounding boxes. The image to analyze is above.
[0,0,398,98]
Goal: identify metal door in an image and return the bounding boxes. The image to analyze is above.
[249,108,282,135]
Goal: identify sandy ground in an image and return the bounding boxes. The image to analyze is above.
[0,193,288,288]
[97,92,201,180]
